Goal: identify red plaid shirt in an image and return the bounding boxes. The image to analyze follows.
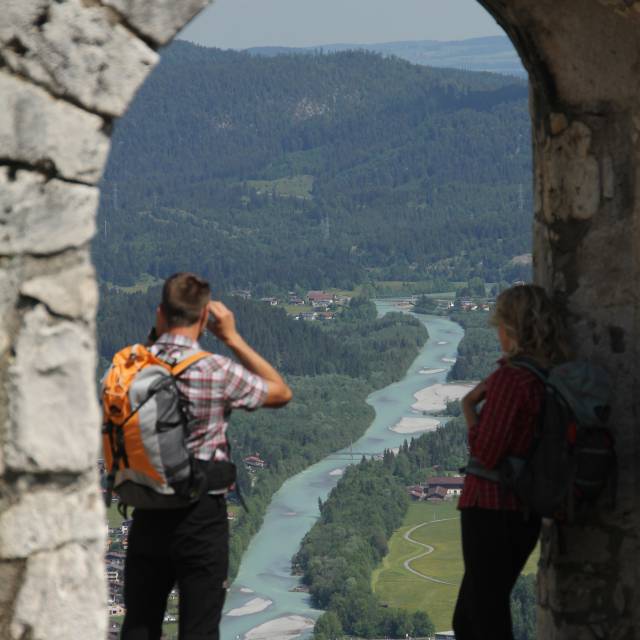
[151,334,268,462]
[458,359,544,511]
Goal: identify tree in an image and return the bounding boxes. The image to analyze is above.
[413,294,437,314]
[412,610,435,637]
[314,611,344,639]
[511,574,536,640]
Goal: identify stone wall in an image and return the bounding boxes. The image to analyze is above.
[480,1,640,638]
[1,0,640,638]
[0,2,209,638]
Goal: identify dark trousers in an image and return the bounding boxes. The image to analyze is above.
[121,495,229,640]
[452,508,540,640]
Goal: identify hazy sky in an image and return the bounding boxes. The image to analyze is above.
[178,0,504,50]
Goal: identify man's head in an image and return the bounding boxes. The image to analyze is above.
[160,272,211,329]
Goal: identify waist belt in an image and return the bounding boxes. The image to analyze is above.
[464,456,526,485]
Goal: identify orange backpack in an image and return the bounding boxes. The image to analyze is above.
[102,344,209,509]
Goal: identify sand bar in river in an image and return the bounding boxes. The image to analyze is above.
[390,417,441,434]
[226,597,273,617]
[244,615,315,639]
[412,382,476,414]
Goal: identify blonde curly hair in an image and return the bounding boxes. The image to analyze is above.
[491,284,570,366]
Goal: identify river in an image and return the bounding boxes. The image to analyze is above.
[220,303,464,640]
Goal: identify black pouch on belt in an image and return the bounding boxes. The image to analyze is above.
[195,459,237,491]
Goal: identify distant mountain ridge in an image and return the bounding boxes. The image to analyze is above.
[245,36,525,77]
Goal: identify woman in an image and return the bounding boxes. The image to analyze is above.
[452,284,569,640]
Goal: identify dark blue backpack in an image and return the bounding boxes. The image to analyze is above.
[467,358,615,520]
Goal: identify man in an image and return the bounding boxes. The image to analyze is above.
[120,272,292,640]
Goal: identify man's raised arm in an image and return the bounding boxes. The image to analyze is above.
[207,300,293,407]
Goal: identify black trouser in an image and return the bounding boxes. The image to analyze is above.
[453,508,540,640]
[121,494,229,640]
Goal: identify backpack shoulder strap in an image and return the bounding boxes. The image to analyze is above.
[171,351,211,378]
[509,356,549,383]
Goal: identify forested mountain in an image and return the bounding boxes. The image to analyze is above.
[95,41,531,292]
[246,36,525,77]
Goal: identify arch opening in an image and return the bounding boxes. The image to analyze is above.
[1,1,639,639]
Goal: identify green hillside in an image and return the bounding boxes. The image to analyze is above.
[94,42,531,292]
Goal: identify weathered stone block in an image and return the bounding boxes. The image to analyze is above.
[0,560,25,632]
[6,305,100,472]
[550,112,569,135]
[548,570,608,614]
[0,0,158,117]
[0,73,109,183]
[10,543,106,640]
[549,525,615,565]
[102,0,210,46]
[0,168,98,255]
[0,260,19,358]
[20,258,98,322]
[542,121,601,222]
[601,156,615,200]
[0,482,104,559]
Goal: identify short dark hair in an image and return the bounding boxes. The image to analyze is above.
[161,273,211,328]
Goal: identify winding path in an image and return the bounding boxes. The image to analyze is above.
[402,518,458,585]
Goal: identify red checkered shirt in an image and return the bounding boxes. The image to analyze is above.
[151,333,268,462]
[458,359,544,511]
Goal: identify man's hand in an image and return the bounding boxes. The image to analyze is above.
[207,300,292,407]
[207,301,239,346]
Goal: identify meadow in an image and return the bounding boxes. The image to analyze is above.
[372,501,539,632]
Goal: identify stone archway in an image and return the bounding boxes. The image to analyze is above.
[1,1,639,638]
[478,2,640,637]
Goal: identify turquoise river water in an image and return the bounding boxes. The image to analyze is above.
[220,302,464,640]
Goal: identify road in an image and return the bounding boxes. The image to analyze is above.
[402,518,458,585]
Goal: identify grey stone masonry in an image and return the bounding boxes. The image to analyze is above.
[1,0,640,638]
[480,0,640,638]
[0,1,210,638]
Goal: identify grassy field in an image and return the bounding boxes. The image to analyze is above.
[372,501,539,632]
[105,272,163,294]
[106,503,125,528]
[246,174,314,199]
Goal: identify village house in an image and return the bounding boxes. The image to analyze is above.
[299,311,317,321]
[306,290,335,307]
[426,476,464,499]
[244,454,267,471]
[260,297,279,306]
[231,289,252,299]
[106,569,120,585]
[406,485,426,501]
[426,485,449,502]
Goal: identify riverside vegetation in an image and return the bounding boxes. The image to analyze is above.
[447,308,501,381]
